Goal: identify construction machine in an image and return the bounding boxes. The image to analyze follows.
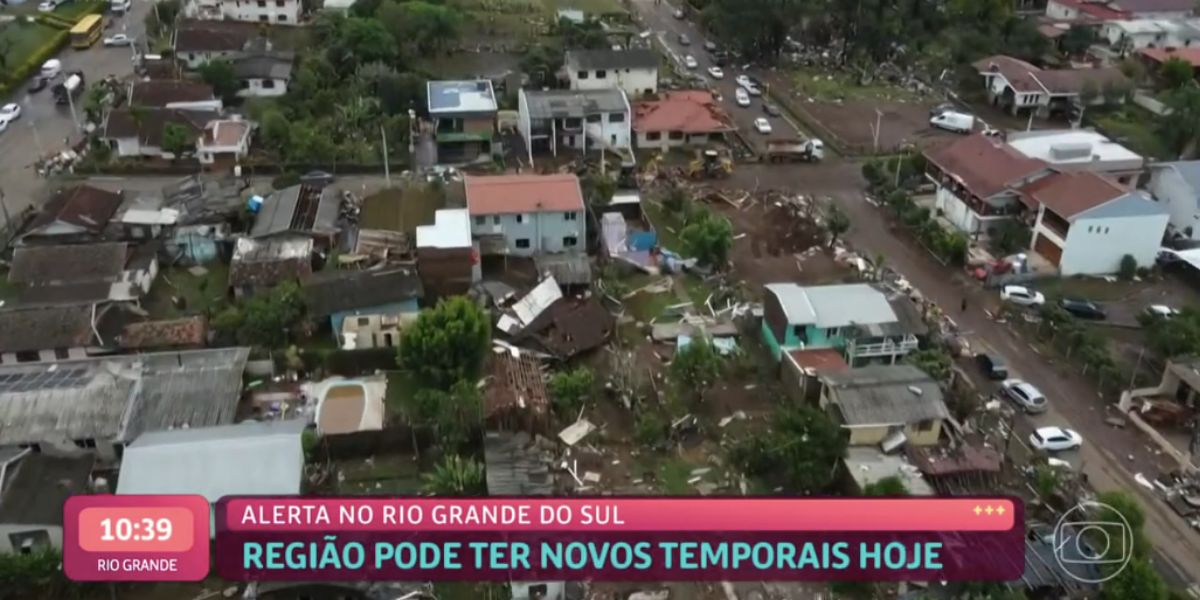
[687,148,733,179]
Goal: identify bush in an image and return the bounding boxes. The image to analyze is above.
[0,30,69,96]
[861,160,883,186]
[634,412,666,448]
[1118,254,1138,281]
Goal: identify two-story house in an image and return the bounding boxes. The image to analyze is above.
[1148,160,1200,241]
[1102,18,1200,51]
[516,88,631,164]
[564,49,658,98]
[174,20,267,69]
[973,55,1128,117]
[1048,0,1195,21]
[819,365,951,448]
[1025,170,1168,274]
[428,80,498,164]
[1005,129,1143,185]
[183,0,301,23]
[761,283,925,366]
[924,133,1054,238]
[465,174,586,257]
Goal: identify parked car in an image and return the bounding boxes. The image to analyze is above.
[104,34,134,47]
[1059,298,1106,320]
[1145,304,1181,319]
[707,66,724,79]
[678,33,691,45]
[0,103,22,124]
[1000,285,1045,307]
[40,59,62,79]
[976,353,1008,380]
[929,110,975,134]
[735,74,752,88]
[300,170,335,187]
[704,41,717,52]
[1001,379,1048,414]
[753,117,772,134]
[28,77,48,94]
[929,102,956,117]
[1029,427,1082,452]
[762,103,782,117]
[745,83,762,96]
[735,88,750,107]
[673,8,684,18]
[684,55,698,69]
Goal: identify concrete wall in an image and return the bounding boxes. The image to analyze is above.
[237,77,288,98]
[471,210,585,256]
[1056,210,1169,275]
[1149,166,1200,240]
[846,421,943,447]
[569,66,657,98]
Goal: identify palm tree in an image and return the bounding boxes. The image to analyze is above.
[421,455,486,496]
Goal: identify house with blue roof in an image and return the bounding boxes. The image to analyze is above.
[761,283,925,366]
[302,268,423,349]
[1148,160,1200,243]
[1025,171,1168,276]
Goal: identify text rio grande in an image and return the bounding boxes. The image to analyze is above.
[239,503,626,527]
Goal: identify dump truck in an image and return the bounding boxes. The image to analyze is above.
[764,137,824,163]
[687,148,733,179]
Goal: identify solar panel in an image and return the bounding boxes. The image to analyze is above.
[0,366,91,393]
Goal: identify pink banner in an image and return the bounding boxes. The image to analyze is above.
[224,498,1015,532]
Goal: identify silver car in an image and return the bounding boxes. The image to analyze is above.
[1001,379,1047,414]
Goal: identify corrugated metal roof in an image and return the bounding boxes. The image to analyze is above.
[823,365,950,426]
[483,431,552,496]
[765,283,899,329]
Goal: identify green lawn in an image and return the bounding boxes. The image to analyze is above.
[0,20,59,69]
[540,0,624,14]
[336,453,422,495]
[0,269,17,303]
[1089,106,1172,161]
[642,199,684,252]
[1035,277,1141,302]
[360,185,444,234]
[790,68,922,103]
[142,264,230,319]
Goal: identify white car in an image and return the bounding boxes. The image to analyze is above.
[0,103,21,124]
[707,66,724,79]
[37,0,56,11]
[1029,427,1082,452]
[684,55,698,69]
[1000,285,1045,307]
[736,74,752,88]
[753,117,772,134]
[104,34,134,47]
[735,88,750,107]
[0,119,7,134]
[745,83,762,96]
[1000,379,1047,414]
[1145,304,1181,319]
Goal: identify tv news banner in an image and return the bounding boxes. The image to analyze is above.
[63,496,1023,582]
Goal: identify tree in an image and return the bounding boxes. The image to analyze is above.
[905,347,952,381]
[398,296,490,389]
[670,337,723,402]
[199,60,239,103]
[379,1,462,56]
[260,109,292,156]
[213,281,306,347]
[863,476,909,496]
[581,174,616,208]
[1119,57,1147,83]
[729,403,848,493]
[826,204,850,247]
[1145,306,1200,358]
[1101,558,1167,600]
[327,17,398,72]
[1096,490,1147,555]
[422,455,486,496]
[1118,254,1138,281]
[989,220,1031,256]
[145,0,182,39]
[661,182,690,215]
[1161,85,1200,158]
[1061,25,1094,57]
[680,211,734,268]
[1102,79,1132,106]
[548,367,595,416]
[407,379,482,452]
[1079,79,1100,107]
[557,18,609,50]
[1160,57,1194,90]
[161,122,197,160]
[703,0,802,60]
[520,42,565,87]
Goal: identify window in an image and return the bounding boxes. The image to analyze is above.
[262,79,275,88]
[577,70,588,79]
[915,419,936,432]
[565,211,577,221]
[277,14,286,21]
[493,215,501,225]
[528,585,549,599]
[357,317,370,326]
[668,131,684,140]
[516,214,526,224]
[646,131,661,141]
[609,112,625,123]
[54,348,71,360]
[15,350,39,363]
[256,0,265,6]
[275,0,284,5]
[475,216,485,226]
[596,69,607,79]
[516,238,531,249]
[383,333,394,347]
[564,117,581,128]
[258,14,268,20]
[563,236,578,247]
[826,327,841,337]
[1088,226,1093,233]
[586,114,601,124]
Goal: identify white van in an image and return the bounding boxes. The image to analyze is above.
[111,0,132,13]
[930,110,975,134]
[40,59,62,79]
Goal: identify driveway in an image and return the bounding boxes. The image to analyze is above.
[628,0,813,154]
[0,4,152,227]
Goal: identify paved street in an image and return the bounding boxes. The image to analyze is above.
[0,2,151,226]
[630,0,813,154]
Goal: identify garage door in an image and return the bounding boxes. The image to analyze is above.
[1033,233,1063,266]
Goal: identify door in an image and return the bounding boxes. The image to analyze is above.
[1033,233,1063,266]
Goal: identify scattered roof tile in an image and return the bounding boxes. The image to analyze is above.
[119,317,208,349]
[104,108,214,148]
[1139,46,1200,67]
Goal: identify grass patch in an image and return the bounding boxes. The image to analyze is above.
[0,20,59,68]
[1089,106,1171,161]
[53,0,104,21]
[360,184,445,234]
[791,68,921,103]
[336,454,422,495]
[1034,277,1138,302]
[625,291,674,322]
[143,264,230,319]
[682,275,714,307]
[642,199,685,252]
[0,269,18,303]
[540,0,624,14]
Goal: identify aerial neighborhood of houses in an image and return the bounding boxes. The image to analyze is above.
[5,0,1200,596]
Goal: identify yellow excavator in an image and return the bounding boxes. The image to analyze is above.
[687,148,733,179]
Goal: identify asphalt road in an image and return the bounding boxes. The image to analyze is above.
[0,2,151,227]
[630,0,811,154]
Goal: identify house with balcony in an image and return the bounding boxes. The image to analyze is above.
[465,174,585,257]
[924,134,1055,238]
[183,0,301,23]
[973,55,1128,117]
[1023,170,1168,275]
[428,80,498,164]
[1048,0,1195,21]
[564,49,658,98]
[516,88,632,165]
[761,283,925,366]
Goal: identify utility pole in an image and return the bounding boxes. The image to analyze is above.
[872,108,882,153]
[66,79,81,134]
[380,124,391,188]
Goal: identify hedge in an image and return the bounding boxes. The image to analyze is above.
[36,13,76,29]
[0,30,69,99]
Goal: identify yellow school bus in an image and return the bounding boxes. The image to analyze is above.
[70,14,104,49]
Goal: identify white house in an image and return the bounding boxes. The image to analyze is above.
[465,174,586,256]
[517,88,631,164]
[1026,171,1168,275]
[1148,161,1200,241]
[103,108,252,165]
[174,20,268,69]
[233,53,294,98]
[1102,18,1200,50]
[564,49,658,98]
[197,118,254,165]
[183,0,301,23]
[973,55,1128,117]
[1005,129,1144,185]
[923,134,1054,237]
[1047,0,1195,20]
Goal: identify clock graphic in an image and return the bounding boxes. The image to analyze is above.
[63,495,210,581]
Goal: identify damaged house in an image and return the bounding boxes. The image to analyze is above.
[496,276,614,360]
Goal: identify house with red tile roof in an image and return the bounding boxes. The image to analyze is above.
[632,91,736,150]
[464,174,586,256]
[922,134,1055,237]
[1138,47,1200,80]
[1022,171,1168,275]
[974,55,1128,117]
